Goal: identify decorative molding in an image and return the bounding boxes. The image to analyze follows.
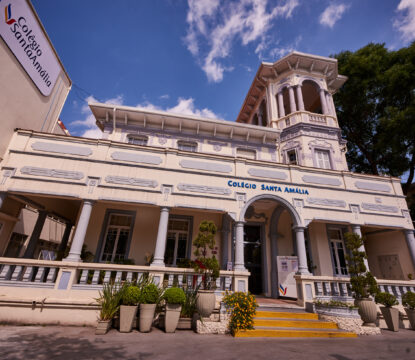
[20,166,84,180]
[105,175,158,188]
[111,151,162,165]
[98,197,156,205]
[177,183,231,196]
[32,142,93,156]
[248,168,288,180]
[87,177,101,194]
[355,181,391,193]
[179,159,232,173]
[293,198,304,208]
[350,204,360,220]
[361,203,399,213]
[1,167,16,185]
[402,210,411,224]
[161,184,173,201]
[236,192,246,208]
[307,197,346,208]
[302,175,341,186]
[174,204,225,212]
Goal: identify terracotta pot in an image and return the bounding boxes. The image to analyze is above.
[165,304,182,333]
[405,308,415,330]
[120,305,138,333]
[380,306,399,332]
[196,290,216,318]
[356,298,377,327]
[95,319,112,335]
[139,303,156,332]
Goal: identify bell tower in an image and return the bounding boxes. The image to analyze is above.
[237,51,348,171]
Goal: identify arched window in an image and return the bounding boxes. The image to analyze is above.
[282,87,290,116]
[258,100,268,127]
[252,113,259,126]
[302,80,322,114]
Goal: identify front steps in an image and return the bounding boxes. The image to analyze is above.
[235,309,357,338]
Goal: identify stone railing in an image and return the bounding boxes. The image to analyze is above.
[0,257,249,294]
[273,111,338,130]
[295,274,415,307]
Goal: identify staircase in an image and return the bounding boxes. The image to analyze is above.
[235,308,357,338]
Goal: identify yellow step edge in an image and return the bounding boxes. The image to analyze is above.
[235,329,357,338]
[255,311,319,320]
[254,319,338,329]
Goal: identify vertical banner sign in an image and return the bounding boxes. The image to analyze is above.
[0,0,61,96]
[277,256,298,298]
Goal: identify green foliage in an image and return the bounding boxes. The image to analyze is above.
[223,291,258,336]
[333,42,415,216]
[180,287,198,318]
[139,283,161,304]
[121,285,141,306]
[95,282,125,321]
[314,300,357,309]
[163,287,186,305]
[193,220,219,290]
[375,292,398,307]
[402,291,415,310]
[345,232,378,300]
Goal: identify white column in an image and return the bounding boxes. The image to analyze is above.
[0,192,6,209]
[325,92,333,115]
[319,88,329,115]
[296,85,305,111]
[351,224,370,271]
[23,210,48,259]
[234,221,246,271]
[277,92,285,118]
[293,226,310,274]
[404,230,415,271]
[288,86,297,113]
[151,207,170,267]
[266,83,278,121]
[65,200,94,262]
[221,215,230,269]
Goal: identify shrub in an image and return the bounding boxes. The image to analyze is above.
[140,283,161,304]
[223,291,258,336]
[375,292,398,307]
[314,300,357,309]
[95,282,125,321]
[121,285,141,306]
[180,287,198,318]
[402,291,415,310]
[163,287,186,305]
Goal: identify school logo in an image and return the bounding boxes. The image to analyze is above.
[279,284,287,296]
[4,4,16,25]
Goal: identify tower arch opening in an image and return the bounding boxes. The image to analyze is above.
[302,80,322,114]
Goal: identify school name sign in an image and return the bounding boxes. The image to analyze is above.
[227,180,310,195]
[0,0,61,96]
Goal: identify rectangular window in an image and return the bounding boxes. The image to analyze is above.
[328,228,348,276]
[236,148,256,160]
[178,141,197,152]
[4,232,27,258]
[315,149,331,169]
[287,149,297,165]
[128,135,148,146]
[100,213,133,262]
[164,218,190,266]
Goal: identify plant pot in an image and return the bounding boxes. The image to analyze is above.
[356,298,377,327]
[139,303,156,333]
[405,308,415,330]
[177,317,192,330]
[165,304,182,333]
[380,306,399,332]
[120,305,138,333]
[96,319,112,335]
[196,290,216,318]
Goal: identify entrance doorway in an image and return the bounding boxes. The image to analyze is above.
[244,225,263,294]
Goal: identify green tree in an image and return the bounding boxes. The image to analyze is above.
[333,42,415,215]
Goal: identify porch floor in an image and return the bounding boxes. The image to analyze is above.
[255,296,302,310]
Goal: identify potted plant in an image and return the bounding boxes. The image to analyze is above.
[193,220,220,318]
[375,292,399,331]
[345,232,379,327]
[119,284,141,333]
[402,291,415,330]
[313,300,359,318]
[163,287,186,333]
[139,283,161,332]
[95,282,124,335]
[178,287,198,329]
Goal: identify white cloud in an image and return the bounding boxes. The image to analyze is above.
[184,0,300,82]
[137,97,219,119]
[159,94,170,100]
[319,3,349,28]
[268,35,302,60]
[71,95,124,139]
[394,0,415,42]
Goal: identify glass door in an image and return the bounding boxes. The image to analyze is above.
[164,219,189,266]
[100,214,132,262]
[244,225,263,294]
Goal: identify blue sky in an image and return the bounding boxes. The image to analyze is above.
[31,0,415,138]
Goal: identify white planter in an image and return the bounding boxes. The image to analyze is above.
[95,319,112,335]
[196,290,215,318]
[120,305,138,333]
[165,304,182,333]
[315,304,360,318]
[139,303,156,333]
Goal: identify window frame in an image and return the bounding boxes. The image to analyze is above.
[127,134,148,146]
[236,147,257,160]
[314,148,332,170]
[164,215,193,266]
[326,226,348,277]
[177,140,198,153]
[286,149,298,165]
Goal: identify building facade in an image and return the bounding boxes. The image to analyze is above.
[0,51,414,325]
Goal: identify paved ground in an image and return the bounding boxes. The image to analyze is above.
[0,325,414,360]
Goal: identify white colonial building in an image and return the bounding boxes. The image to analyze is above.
[0,51,414,325]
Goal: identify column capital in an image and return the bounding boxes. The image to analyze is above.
[160,206,170,212]
[404,229,415,236]
[82,199,95,206]
[292,225,306,232]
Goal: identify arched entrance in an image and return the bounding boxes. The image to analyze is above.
[235,194,309,297]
